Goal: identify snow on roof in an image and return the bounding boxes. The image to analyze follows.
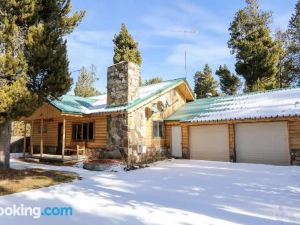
[166,88,300,122]
[50,78,186,114]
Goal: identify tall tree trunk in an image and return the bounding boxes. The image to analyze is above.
[0,120,11,169]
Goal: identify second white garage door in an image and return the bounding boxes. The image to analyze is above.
[236,122,290,165]
[190,125,229,161]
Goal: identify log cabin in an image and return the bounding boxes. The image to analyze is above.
[21,61,300,165]
[21,61,194,164]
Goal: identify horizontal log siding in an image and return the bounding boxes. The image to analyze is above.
[164,122,180,148]
[228,124,235,155]
[22,103,62,121]
[31,115,107,149]
[288,120,300,150]
[182,125,189,150]
[31,119,58,147]
[164,125,172,147]
[65,116,107,148]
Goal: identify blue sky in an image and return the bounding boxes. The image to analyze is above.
[67,0,297,93]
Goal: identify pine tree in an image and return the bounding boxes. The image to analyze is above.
[194,64,219,99]
[0,1,37,168]
[285,0,300,86]
[74,65,100,97]
[113,23,142,65]
[144,77,163,85]
[228,0,281,92]
[0,0,84,169]
[275,31,295,88]
[25,0,85,100]
[216,65,240,95]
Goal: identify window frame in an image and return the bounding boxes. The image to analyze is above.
[71,121,95,142]
[152,121,165,138]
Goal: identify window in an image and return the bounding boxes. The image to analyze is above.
[153,121,164,138]
[88,122,94,140]
[72,122,94,141]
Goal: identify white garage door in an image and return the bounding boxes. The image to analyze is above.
[190,125,229,161]
[236,122,290,165]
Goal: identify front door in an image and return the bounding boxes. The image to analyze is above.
[172,126,182,157]
[57,123,63,154]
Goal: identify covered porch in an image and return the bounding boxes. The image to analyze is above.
[21,103,87,163]
[22,119,87,163]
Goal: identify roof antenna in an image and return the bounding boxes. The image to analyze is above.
[172,29,198,102]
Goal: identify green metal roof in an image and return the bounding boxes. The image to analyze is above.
[165,97,226,121]
[50,95,97,114]
[126,78,191,111]
[165,87,300,122]
[48,78,191,115]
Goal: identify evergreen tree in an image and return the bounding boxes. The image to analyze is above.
[216,65,240,95]
[0,1,37,168]
[0,0,84,169]
[113,23,142,65]
[194,64,219,99]
[228,0,281,92]
[74,65,100,97]
[275,31,295,88]
[285,0,300,86]
[25,1,85,100]
[144,77,163,85]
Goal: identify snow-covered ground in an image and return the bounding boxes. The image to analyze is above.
[0,159,300,225]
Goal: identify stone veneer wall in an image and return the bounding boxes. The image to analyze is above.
[126,88,186,165]
[107,61,140,106]
[107,114,128,160]
[127,108,148,165]
[106,61,187,166]
[106,61,140,163]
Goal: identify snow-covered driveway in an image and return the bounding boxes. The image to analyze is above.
[1,159,300,225]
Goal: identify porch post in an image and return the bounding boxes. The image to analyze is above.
[40,119,43,157]
[30,120,34,156]
[62,118,66,160]
[23,122,27,158]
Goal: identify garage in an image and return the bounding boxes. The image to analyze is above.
[235,122,290,165]
[189,125,229,161]
[166,88,300,165]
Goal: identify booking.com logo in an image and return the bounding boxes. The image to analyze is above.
[0,204,73,219]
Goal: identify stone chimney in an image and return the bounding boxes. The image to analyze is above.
[107,61,140,106]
